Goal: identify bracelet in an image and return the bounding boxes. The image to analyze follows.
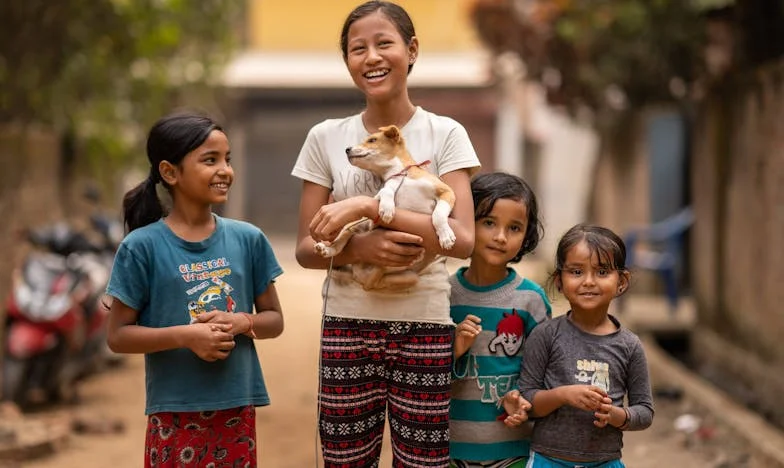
[242,313,257,339]
[618,407,630,430]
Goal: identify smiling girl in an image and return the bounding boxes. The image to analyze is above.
[106,112,284,467]
[503,224,654,467]
[290,1,480,466]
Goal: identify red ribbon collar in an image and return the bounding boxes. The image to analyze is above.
[386,159,432,180]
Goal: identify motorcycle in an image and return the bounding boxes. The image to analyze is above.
[2,219,118,408]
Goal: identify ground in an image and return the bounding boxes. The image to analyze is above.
[14,239,721,468]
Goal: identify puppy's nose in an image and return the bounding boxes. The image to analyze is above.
[345,147,351,155]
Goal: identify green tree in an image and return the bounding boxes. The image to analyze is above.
[470,0,784,116]
[0,0,244,172]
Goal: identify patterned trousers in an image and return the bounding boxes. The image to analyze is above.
[145,405,256,467]
[319,316,453,468]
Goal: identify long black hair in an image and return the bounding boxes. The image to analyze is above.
[471,172,543,263]
[123,112,222,232]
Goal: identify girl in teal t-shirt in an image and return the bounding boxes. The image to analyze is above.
[106,112,284,467]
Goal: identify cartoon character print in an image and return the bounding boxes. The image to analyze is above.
[487,309,525,356]
[187,276,236,323]
[574,359,611,393]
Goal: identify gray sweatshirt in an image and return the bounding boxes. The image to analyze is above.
[519,314,654,462]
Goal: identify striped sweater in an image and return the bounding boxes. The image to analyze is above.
[449,267,551,462]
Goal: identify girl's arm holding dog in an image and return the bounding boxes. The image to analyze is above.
[296,181,427,270]
[305,169,475,263]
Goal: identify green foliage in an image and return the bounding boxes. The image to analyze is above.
[472,0,711,113]
[0,0,244,170]
[550,0,705,109]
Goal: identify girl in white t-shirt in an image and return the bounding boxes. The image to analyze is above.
[291,2,480,466]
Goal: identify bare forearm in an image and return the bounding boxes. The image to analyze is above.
[248,311,284,339]
[295,236,359,269]
[382,208,473,258]
[530,388,566,417]
[108,324,190,354]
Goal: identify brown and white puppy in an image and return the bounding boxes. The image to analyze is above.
[314,125,456,291]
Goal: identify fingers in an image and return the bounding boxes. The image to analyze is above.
[196,311,221,322]
[520,397,532,412]
[504,412,528,427]
[207,323,233,332]
[383,230,423,246]
[457,318,482,337]
[593,411,611,427]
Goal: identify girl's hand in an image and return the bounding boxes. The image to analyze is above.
[196,310,250,336]
[348,229,425,268]
[454,314,482,359]
[186,322,236,362]
[594,396,614,428]
[310,196,375,242]
[501,390,532,427]
[558,385,609,412]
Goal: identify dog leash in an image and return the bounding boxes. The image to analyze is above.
[385,159,432,181]
[387,159,432,204]
[315,256,334,468]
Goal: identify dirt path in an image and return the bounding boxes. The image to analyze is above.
[19,239,715,467]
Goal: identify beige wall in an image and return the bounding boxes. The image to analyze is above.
[248,0,481,52]
[691,64,784,363]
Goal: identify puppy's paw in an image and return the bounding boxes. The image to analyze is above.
[314,242,337,258]
[378,199,396,224]
[437,226,456,250]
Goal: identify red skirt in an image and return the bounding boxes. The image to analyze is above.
[145,405,256,467]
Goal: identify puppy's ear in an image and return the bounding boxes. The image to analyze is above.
[382,125,401,143]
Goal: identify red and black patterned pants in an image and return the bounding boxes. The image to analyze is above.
[319,316,453,468]
[145,405,256,467]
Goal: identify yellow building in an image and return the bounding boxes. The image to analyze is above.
[248,0,481,52]
[222,0,502,230]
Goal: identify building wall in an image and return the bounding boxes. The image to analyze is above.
[689,62,784,427]
[691,64,784,361]
[248,0,481,52]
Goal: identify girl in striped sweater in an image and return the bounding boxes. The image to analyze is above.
[449,172,551,468]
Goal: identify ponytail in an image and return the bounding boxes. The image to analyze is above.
[123,176,163,233]
[125,111,222,233]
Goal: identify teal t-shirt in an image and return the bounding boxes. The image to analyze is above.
[106,215,283,415]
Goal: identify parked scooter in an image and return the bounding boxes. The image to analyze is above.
[2,220,117,408]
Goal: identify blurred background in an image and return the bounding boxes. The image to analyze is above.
[0,0,783,466]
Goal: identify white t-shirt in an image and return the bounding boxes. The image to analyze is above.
[291,106,481,324]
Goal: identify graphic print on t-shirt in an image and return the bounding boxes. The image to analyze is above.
[487,309,525,357]
[179,257,235,323]
[574,359,611,393]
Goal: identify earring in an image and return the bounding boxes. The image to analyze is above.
[409,56,415,64]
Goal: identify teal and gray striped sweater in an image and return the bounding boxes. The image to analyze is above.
[449,267,551,462]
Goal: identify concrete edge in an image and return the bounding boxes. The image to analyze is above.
[642,334,784,468]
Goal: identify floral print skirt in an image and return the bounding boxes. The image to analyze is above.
[145,405,256,467]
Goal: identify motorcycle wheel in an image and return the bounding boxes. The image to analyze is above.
[2,356,30,408]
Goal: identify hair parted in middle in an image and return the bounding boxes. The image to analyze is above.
[340,1,417,74]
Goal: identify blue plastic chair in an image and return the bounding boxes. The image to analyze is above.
[622,207,694,313]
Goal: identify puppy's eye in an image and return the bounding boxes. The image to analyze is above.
[367,137,377,143]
